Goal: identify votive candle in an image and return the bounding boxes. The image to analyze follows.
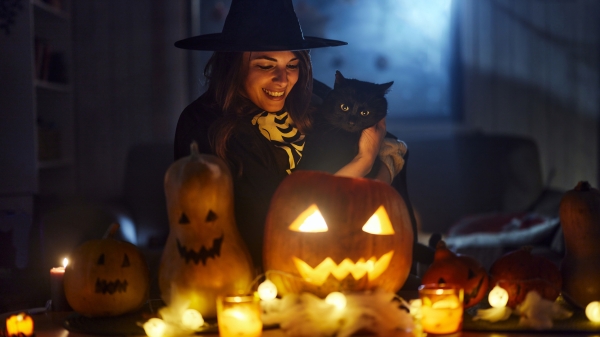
[217,293,262,337]
[50,258,71,311]
[419,283,464,335]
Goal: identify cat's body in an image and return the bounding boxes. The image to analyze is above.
[297,71,393,175]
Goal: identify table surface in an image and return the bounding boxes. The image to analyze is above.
[3,310,600,337]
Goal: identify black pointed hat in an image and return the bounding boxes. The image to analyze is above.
[174,0,347,51]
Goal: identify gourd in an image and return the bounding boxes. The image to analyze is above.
[489,246,561,308]
[559,181,600,308]
[159,142,254,318]
[421,240,489,308]
[263,170,413,297]
[64,223,150,317]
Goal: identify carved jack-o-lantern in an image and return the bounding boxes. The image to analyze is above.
[263,171,413,297]
[64,223,150,317]
[159,143,254,318]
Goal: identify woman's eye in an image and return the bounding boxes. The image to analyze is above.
[287,64,299,70]
[360,110,370,116]
[340,104,349,111]
[257,65,273,70]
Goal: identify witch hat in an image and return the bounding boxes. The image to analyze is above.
[174,0,347,51]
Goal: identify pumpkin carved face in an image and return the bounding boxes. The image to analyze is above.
[159,144,254,318]
[263,171,413,297]
[422,240,489,308]
[64,224,150,317]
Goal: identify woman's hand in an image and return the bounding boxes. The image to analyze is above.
[335,118,387,178]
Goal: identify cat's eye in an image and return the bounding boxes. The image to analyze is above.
[340,104,349,111]
[360,110,370,116]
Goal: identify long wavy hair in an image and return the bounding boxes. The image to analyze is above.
[205,50,313,172]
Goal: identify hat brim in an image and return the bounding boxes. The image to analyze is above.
[174,33,347,51]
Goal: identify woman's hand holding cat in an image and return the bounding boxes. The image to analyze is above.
[334,118,387,178]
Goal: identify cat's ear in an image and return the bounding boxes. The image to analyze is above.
[379,81,394,94]
[334,70,346,87]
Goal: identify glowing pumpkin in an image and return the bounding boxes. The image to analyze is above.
[159,142,254,318]
[64,223,150,317]
[421,240,489,308]
[263,170,413,297]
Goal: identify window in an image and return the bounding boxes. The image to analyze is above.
[295,0,457,120]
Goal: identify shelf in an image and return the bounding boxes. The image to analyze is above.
[35,80,71,92]
[31,0,70,21]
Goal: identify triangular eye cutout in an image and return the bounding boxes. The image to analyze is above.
[97,254,105,265]
[289,204,328,232]
[122,254,130,267]
[179,212,190,224]
[362,206,395,235]
[206,210,218,222]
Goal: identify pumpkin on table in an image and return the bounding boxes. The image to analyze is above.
[64,223,150,317]
[421,240,489,308]
[559,181,600,308]
[263,170,413,297]
[159,142,254,318]
[489,246,561,308]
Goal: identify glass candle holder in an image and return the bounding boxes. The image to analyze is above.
[217,293,262,337]
[419,283,464,335]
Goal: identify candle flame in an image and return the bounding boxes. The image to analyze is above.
[62,258,69,268]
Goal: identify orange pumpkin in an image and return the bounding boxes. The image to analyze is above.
[489,246,561,308]
[64,223,150,317]
[263,170,413,297]
[159,142,254,318]
[559,181,600,307]
[421,240,489,308]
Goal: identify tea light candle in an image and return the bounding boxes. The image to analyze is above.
[217,293,262,337]
[50,257,71,311]
[419,283,464,335]
[6,313,34,336]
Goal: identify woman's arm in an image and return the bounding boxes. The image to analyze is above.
[334,118,387,179]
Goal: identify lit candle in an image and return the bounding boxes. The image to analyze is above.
[50,257,71,311]
[217,293,262,337]
[419,283,464,335]
[6,313,34,336]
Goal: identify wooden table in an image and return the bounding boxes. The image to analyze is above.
[3,309,600,337]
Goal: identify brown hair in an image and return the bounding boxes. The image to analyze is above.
[205,50,313,170]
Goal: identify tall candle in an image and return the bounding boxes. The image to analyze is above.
[50,258,71,311]
[419,283,464,335]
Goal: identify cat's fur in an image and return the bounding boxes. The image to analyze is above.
[297,71,393,175]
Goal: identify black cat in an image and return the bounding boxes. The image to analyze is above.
[297,70,393,175]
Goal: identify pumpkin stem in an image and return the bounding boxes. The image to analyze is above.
[103,223,120,239]
[575,181,591,191]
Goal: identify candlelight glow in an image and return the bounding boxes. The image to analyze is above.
[289,204,328,232]
[325,292,347,310]
[488,285,509,308]
[143,318,166,337]
[586,301,600,323]
[362,206,394,235]
[181,309,204,330]
[62,257,69,268]
[6,313,34,337]
[258,280,278,301]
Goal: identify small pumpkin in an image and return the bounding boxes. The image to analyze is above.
[64,223,150,317]
[489,246,561,308]
[159,142,254,318]
[421,240,489,308]
[560,181,600,307]
[263,170,413,297]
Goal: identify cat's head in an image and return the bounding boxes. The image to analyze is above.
[321,71,393,133]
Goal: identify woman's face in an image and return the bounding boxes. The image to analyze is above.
[242,51,300,112]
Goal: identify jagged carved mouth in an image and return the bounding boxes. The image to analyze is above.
[177,234,224,265]
[292,251,394,286]
[95,278,128,294]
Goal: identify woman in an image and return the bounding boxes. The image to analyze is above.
[174,0,394,267]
